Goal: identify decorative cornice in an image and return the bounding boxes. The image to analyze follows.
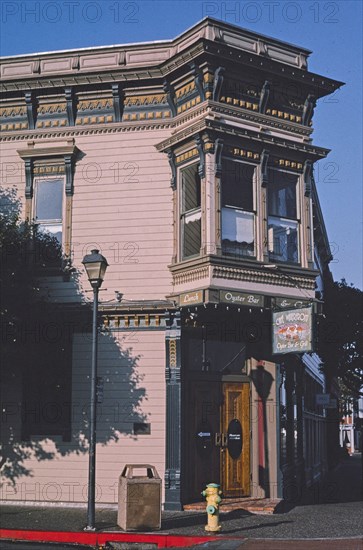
[156,112,329,159]
[212,265,316,290]
[210,101,312,135]
[172,266,209,286]
[1,119,174,141]
[169,254,318,291]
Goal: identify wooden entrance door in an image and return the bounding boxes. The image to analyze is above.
[221,383,250,497]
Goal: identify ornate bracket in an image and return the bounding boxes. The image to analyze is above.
[303,160,313,197]
[302,94,316,126]
[25,92,37,130]
[64,154,74,196]
[65,87,77,126]
[259,80,271,114]
[167,149,177,190]
[163,80,177,117]
[212,66,225,102]
[111,83,124,122]
[261,149,270,187]
[195,134,205,178]
[215,138,224,177]
[190,62,205,102]
[25,159,33,199]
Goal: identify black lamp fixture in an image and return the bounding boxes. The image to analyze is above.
[82,249,109,289]
[82,249,108,531]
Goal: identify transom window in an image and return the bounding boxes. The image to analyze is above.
[180,163,201,259]
[34,178,64,245]
[221,160,255,258]
[267,169,299,264]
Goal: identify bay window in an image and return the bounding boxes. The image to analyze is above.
[181,163,201,259]
[268,170,299,263]
[221,160,255,258]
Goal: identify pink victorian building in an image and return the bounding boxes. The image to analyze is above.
[0,18,342,509]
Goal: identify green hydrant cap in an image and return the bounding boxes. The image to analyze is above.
[206,505,216,514]
[207,483,220,488]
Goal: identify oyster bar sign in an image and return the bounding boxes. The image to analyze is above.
[220,290,264,307]
[272,307,313,355]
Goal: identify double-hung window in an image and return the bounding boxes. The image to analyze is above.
[181,163,201,259]
[34,177,64,246]
[267,170,299,263]
[221,160,255,258]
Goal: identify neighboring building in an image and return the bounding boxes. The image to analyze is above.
[0,18,343,509]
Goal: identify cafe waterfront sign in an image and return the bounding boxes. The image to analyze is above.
[272,307,313,355]
[220,290,264,307]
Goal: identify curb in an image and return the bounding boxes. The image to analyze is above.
[0,529,243,548]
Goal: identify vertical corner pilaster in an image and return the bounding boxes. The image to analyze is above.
[164,310,183,510]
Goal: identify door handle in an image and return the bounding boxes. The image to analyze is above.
[221,433,228,447]
[215,433,222,447]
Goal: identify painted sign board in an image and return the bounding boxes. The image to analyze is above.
[272,306,313,355]
[179,290,204,306]
[220,290,264,307]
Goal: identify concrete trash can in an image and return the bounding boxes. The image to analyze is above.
[117,464,162,531]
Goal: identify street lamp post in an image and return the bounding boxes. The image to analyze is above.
[82,249,108,531]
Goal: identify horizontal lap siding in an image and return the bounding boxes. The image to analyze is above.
[1,330,166,505]
[71,129,173,302]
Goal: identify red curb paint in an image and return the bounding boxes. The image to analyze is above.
[0,528,238,548]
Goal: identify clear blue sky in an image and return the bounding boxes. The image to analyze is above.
[1,0,362,288]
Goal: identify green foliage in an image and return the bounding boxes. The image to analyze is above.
[317,278,363,398]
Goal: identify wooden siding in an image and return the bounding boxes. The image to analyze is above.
[0,330,166,504]
[71,130,173,302]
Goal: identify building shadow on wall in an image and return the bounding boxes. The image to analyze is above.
[0,186,148,491]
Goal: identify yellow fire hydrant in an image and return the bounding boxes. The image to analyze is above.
[201,483,222,532]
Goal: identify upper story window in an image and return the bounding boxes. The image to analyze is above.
[268,170,299,264]
[34,177,64,245]
[181,163,201,259]
[221,160,255,258]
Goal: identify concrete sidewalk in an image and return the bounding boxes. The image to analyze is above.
[0,454,362,547]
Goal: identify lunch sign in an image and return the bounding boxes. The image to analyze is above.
[272,306,313,355]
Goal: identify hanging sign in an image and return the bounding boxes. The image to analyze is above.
[220,290,264,307]
[272,306,313,355]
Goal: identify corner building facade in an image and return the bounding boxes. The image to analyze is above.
[0,18,342,509]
